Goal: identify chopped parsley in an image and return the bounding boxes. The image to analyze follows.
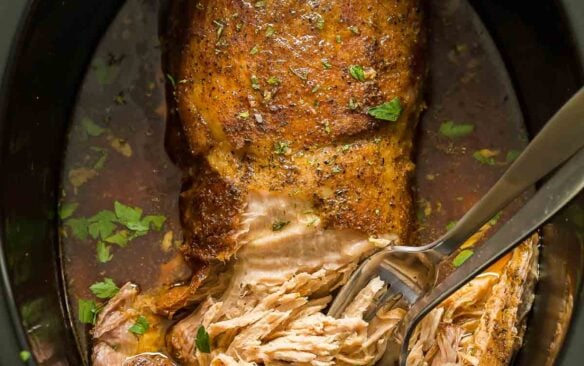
[446,220,457,231]
[274,141,290,155]
[129,315,149,335]
[272,220,290,231]
[321,59,332,69]
[267,76,281,86]
[348,65,365,82]
[265,25,275,37]
[331,165,343,174]
[238,110,250,119]
[251,75,260,90]
[81,117,105,137]
[65,217,90,241]
[335,35,342,43]
[489,212,502,226]
[166,74,177,88]
[78,299,99,324]
[113,91,126,105]
[89,278,119,299]
[473,149,499,165]
[114,201,141,228]
[439,121,474,138]
[141,215,167,231]
[254,1,265,8]
[250,45,259,55]
[88,210,117,240]
[316,15,325,30]
[506,149,521,163]
[104,230,130,247]
[195,325,211,353]
[348,26,359,35]
[213,20,225,38]
[96,242,113,263]
[65,201,166,263]
[323,120,331,134]
[20,350,31,362]
[59,202,79,220]
[92,57,121,86]
[367,98,403,121]
[452,249,474,267]
[347,97,359,110]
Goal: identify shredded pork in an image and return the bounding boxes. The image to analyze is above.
[407,236,539,366]
[168,193,403,366]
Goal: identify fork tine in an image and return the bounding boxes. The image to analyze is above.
[364,291,403,321]
[328,250,390,317]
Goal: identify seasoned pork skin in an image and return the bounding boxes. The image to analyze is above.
[166,0,426,274]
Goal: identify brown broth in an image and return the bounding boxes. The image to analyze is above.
[60,0,528,360]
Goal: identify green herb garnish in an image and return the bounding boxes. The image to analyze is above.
[96,242,113,263]
[88,210,117,241]
[195,325,211,353]
[331,165,343,174]
[274,141,290,155]
[265,25,275,37]
[89,278,119,299]
[113,91,126,105]
[367,98,403,121]
[316,15,325,30]
[267,76,280,86]
[272,220,290,231]
[59,202,79,220]
[452,249,474,267]
[348,26,359,35]
[348,65,365,82]
[65,217,90,241]
[250,46,259,55]
[114,201,142,227]
[81,117,105,137]
[446,220,457,231]
[104,230,130,247]
[166,74,176,88]
[473,149,498,165]
[489,212,502,226]
[78,299,99,324]
[20,350,31,362]
[92,57,121,86]
[506,149,521,163]
[321,59,332,69]
[129,315,149,335]
[141,215,167,231]
[238,111,250,119]
[251,75,260,90]
[347,98,359,110]
[254,1,265,8]
[439,121,474,138]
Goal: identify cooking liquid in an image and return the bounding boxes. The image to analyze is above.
[60,0,529,362]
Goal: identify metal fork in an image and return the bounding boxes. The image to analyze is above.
[328,87,584,321]
[392,146,584,365]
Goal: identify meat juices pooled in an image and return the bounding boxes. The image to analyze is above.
[90,0,538,365]
[162,0,425,364]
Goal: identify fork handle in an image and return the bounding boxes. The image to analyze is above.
[399,147,584,365]
[430,87,584,258]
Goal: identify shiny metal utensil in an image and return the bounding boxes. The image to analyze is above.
[328,87,584,319]
[397,146,584,365]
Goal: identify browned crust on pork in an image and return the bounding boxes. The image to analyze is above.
[166,0,426,271]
